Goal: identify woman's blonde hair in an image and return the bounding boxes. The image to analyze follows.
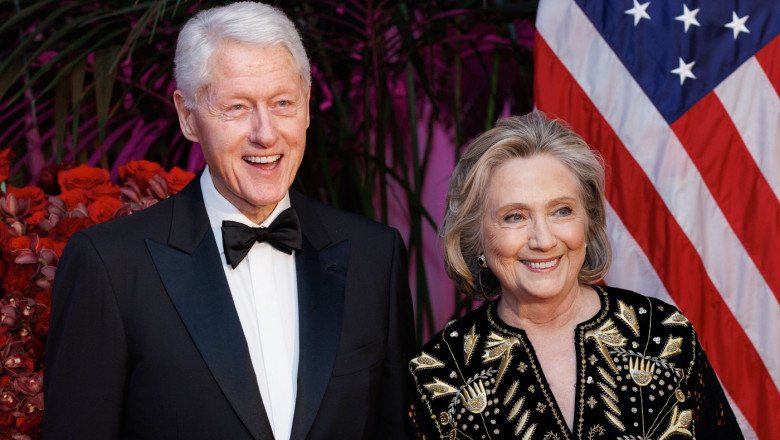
[441,111,611,299]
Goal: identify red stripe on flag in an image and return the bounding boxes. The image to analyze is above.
[672,94,780,303]
[755,34,780,96]
[534,32,780,439]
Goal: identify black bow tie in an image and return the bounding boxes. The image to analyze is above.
[221,207,302,269]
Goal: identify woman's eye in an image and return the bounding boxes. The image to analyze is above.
[504,213,524,222]
[555,206,573,216]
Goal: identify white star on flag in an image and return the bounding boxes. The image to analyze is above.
[625,0,651,26]
[671,57,696,84]
[724,11,750,39]
[675,4,701,32]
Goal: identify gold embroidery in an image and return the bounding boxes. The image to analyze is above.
[598,382,617,402]
[587,424,605,439]
[483,331,520,362]
[411,352,445,371]
[514,409,530,435]
[658,405,693,440]
[504,381,519,406]
[605,411,625,431]
[628,356,656,386]
[521,423,536,440]
[439,411,450,425]
[508,396,526,421]
[600,393,621,415]
[496,350,514,387]
[660,336,683,358]
[675,389,686,402]
[463,325,478,366]
[482,331,519,388]
[662,311,689,326]
[616,300,640,336]
[584,319,627,373]
[597,367,616,388]
[423,377,458,399]
[458,379,488,414]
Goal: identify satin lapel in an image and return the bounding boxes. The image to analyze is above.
[290,192,349,440]
[146,179,273,440]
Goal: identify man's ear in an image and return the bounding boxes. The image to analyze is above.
[173,91,199,143]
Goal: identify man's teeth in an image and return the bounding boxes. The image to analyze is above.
[244,155,281,164]
[527,259,558,269]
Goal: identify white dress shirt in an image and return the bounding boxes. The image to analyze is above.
[201,167,299,440]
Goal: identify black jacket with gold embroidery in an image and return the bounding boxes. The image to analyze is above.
[409,285,742,439]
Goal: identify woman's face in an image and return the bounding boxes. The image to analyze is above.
[481,154,588,303]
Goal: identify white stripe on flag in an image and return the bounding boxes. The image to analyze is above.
[714,57,780,202]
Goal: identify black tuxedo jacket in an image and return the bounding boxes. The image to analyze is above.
[42,178,416,439]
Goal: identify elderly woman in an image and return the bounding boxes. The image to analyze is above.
[409,112,742,439]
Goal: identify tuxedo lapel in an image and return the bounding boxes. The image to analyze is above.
[290,192,349,440]
[146,180,273,440]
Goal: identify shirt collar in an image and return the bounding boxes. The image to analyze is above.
[201,165,291,232]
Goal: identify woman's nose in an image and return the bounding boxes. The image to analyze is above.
[527,219,556,250]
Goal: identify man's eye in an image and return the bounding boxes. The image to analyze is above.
[277,100,290,107]
[556,207,573,216]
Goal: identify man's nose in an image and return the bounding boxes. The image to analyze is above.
[249,108,279,146]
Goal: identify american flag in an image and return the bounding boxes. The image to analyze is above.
[534,0,780,438]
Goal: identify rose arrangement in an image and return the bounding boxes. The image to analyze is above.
[0,150,194,439]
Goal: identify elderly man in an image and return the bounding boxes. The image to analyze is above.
[42,2,415,439]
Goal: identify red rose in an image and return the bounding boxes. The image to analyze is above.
[57,164,109,192]
[164,167,196,194]
[49,217,93,241]
[1,265,35,296]
[86,181,121,201]
[5,186,45,215]
[6,236,30,253]
[119,160,163,192]
[87,197,124,224]
[36,161,76,196]
[25,211,46,226]
[56,189,88,210]
[0,149,13,182]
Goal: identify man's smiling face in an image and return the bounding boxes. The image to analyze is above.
[175,42,310,223]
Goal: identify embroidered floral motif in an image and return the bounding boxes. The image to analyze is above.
[508,396,526,421]
[518,361,528,372]
[585,319,628,373]
[504,381,519,405]
[662,311,689,326]
[423,377,459,399]
[660,336,683,358]
[587,395,598,409]
[616,300,640,336]
[587,424,605,439]
[411,352,445,371]
[463,325,478,366]
[658,405,693,440]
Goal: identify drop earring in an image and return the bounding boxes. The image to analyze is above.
[478,253,488,268]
